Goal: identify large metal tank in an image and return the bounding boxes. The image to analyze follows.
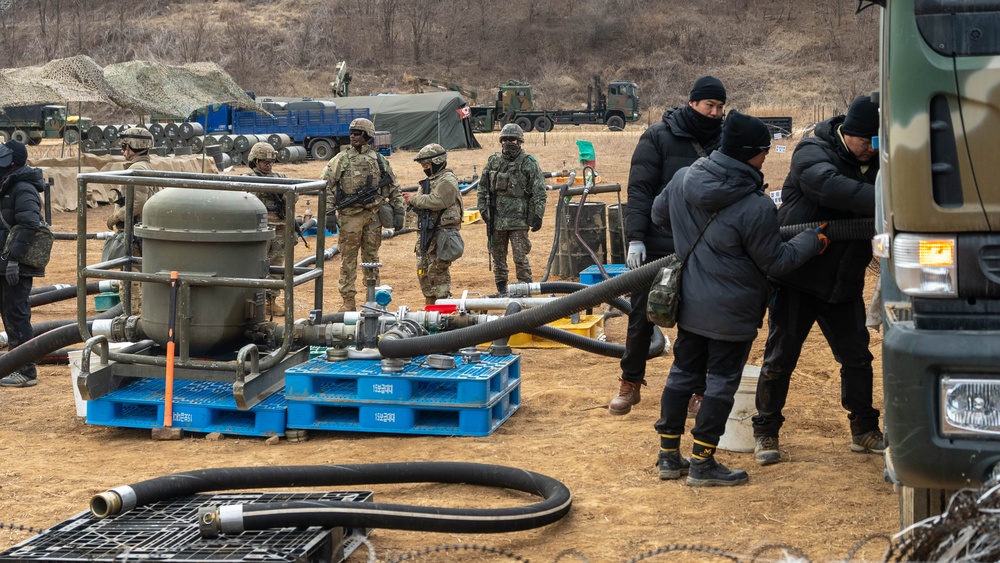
[136,188,272,355]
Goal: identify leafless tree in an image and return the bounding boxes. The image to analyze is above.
[399,1,436,65]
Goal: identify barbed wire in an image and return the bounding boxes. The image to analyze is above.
[0,522,44,535]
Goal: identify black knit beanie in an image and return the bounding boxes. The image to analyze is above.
[689,76,727,103]
[842,95,880,138]
[720,110,771,162]
[3,140,27,167]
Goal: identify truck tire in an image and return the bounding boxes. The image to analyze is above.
[63,128,81,145]
[310,139,334,160]
[534,116,553,133]
[898,486,954,529]
[606,115,625,131]
[514,116,533,133]
[11,129,30,144]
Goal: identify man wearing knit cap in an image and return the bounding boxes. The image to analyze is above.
[649,110,827,486]
[609,75,728,416]
[0,140,45,388]
[752,94,882,466]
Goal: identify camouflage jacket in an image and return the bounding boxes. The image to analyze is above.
[243,168,288,224]
[107,156,159,230]
[410,168,463,230]
[322,145,403,217]
[477,150,546,231]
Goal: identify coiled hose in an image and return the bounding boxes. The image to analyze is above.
[90,462,572,537]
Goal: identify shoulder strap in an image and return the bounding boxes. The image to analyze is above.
[690,140,708,158]
[682,212,718,262]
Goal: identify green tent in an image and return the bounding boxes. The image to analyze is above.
[331,92,481,151]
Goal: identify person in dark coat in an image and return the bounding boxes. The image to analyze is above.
[0,140,45,388]
[752,95,882,466]
[610,75,727,416]
[652,111,827,486]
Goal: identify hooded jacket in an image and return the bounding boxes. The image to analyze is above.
[657,151,823,341]
[0,165,46,277]
[772,115,877,302]
[624,106,722,258]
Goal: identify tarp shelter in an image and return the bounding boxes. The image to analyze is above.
[330,92,481,151]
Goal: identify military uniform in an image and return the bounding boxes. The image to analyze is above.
[108,155,158,315]
[410,167,463,303]
[322,145,403,309]
[242,168,289,268]
[477,149,546,287]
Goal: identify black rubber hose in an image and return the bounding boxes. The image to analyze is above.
[53,232,103,240]
[536,281,631,315]
[27,306,122,338]
[0,304,123,378]
[91,462,572,537]
[378,256,670,358]
[541,182,571,282]
[29,281,105,307]
[779,217,874,241]
[30,283,76,295]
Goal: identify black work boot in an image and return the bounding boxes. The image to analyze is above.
[687,456,749,487]
[657,451,690,480]
[494,281,507,297]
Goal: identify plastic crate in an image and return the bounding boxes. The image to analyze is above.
[506,314,605,349]
[462,209,481,224]
[86,378,287,437]
[93,291,120,312]
[579,263,629,285]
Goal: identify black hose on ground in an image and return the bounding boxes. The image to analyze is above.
[0,304,123,378]
[540,179,572,282]
[90,462,572,537]
[535,281,631,315]
[30,283,76,296]
[378,256,670,358]
[53,232,106,240]
[29,281,106,307]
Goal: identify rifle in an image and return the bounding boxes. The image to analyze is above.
[416,178,437,259]
[334,154,394,211]
[482,163,497,273]
[267,193,310,248]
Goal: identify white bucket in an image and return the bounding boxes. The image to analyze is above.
[717,365,761,453]
[67,344,126,417]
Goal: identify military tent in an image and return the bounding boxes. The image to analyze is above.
[330,92,480,151]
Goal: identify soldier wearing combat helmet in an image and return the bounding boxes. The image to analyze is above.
[477,123,546,295]
[402,143,464,306]
[322,117,404,311]
[243,141,291,316]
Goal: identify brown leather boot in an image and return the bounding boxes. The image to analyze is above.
[609,378,645,415]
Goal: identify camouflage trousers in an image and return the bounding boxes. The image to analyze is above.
[119,238,143,315]
[338,208,382,303]
[414,238,452,303]
[490,229,532,285]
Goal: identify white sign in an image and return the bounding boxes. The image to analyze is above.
[775,145,787,154]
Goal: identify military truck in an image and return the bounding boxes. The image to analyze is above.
[0,104,92,145]
[872,0,1000,526]
[470,76,640,133]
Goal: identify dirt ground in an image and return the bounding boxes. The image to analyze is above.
[0,126,897,562]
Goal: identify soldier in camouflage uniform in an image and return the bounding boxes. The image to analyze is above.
[108,127,159,316]
[477,123,546,294]
[322,117,404,311]
[402,144,463,306]
[243,142,291,316]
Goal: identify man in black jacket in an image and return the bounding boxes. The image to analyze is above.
[610,76,726,415]
[752,95,882,465]
[0,140,45,388]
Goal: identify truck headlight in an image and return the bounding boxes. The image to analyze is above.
[942,377,1000,436]
[893,233,957,297]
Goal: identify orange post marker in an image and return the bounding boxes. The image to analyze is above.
[163,270,179,428]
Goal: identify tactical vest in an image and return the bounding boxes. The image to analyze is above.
[487,154,528,199]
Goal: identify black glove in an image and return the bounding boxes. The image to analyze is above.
[530,214,543,232]
[5,260,19,286]
[325,211,338,233]
[393,207,405,231]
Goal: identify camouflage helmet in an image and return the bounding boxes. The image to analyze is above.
[414,143,447,165]
[248,141,278,164]
[349,117,375,138]
[499,123,524,142]
[118,127,154,151]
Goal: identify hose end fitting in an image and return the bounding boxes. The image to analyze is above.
[198,507,222,538]
[90,491,122,519]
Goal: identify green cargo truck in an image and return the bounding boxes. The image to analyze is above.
[0,104,92,145]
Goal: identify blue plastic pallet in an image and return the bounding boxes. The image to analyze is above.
[285,382,520,437]
[285,354,520,407]
[579,263,629,285]
[303,226,337,237]
[86,378,287,437]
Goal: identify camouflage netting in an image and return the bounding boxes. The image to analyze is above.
[0,55,263,117]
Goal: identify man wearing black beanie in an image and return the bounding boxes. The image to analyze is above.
[648,110,827,486]
[0,140,45,388]
[752,95,882,466]
[610,76,727,417]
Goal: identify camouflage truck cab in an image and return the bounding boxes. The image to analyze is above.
[875,0,1000,522]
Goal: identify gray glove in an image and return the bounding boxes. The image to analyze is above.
[325,211,338,233]
[5,260,19,285]
[626,241,646,270]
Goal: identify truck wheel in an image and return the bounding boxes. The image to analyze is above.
[63,128,81,145]
[514,116,533,133]
[534,116,553,133]
[310,140,334,160]
[11,129,30,144]
[898,486,954,529]
[606,116,625,131]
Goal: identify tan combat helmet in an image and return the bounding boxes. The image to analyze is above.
[349,117,375,138]
[499,123,524,142]
[119,127,155,151]
[414,143,447,165]
[248,141,278,166]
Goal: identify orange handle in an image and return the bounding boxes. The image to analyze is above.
[163,271,179,428]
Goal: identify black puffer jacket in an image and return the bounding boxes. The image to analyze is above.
[660,152,823,341]
[624,107,721,259]
[773,116,877,302]
[0,165,45,277]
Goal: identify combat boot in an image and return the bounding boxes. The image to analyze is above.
[608,378,644,415]
[495,281,507,296]
[267,291,285,317]
[342,297,356,312]
[657,451,690,480]
[687,456,749,487]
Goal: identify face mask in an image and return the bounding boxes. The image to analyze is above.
[502,141,520,158]
[423,168,433,177]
